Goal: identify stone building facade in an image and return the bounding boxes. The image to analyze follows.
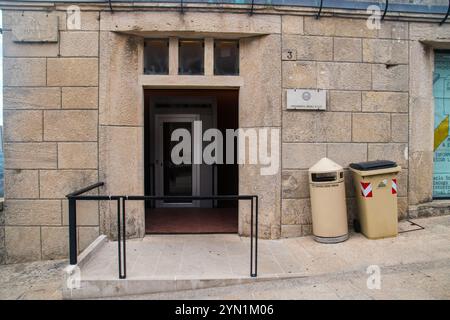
[0,1,449,264]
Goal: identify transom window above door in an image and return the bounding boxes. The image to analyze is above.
[143,38,239,76]
[144,39,169,75]
[178,39,205,75]
[214,40,239,76]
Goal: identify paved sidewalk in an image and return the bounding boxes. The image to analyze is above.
[107,216,450,300]
[0,259,65,300]
[80,216,450,281]
[0,216,449,299]
[115,258,450,300]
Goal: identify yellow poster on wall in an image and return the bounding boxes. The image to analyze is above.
[433,52,450,198]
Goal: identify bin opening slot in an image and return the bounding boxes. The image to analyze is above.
[311,172,337,182]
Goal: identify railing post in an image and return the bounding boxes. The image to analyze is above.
[255,195,258,277]
[250,197,254,277]
[122,197,127,279]
[250,196,258,278]
[117,198,124,279]
[68,197,77,265]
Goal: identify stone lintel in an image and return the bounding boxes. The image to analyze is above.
[139,75,244,89]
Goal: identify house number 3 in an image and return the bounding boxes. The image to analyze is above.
[282,49,296,61]
[287,51,293,59]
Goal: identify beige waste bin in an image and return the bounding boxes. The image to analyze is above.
[349,160,401,239]
[309,158,349,243]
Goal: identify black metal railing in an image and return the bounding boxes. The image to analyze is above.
[66,182,259,279]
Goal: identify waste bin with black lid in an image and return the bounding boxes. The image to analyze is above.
[349,160,401,239]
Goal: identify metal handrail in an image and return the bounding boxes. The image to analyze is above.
[66,182,107,267]
[66,182,104,197]
[66,183,259,279]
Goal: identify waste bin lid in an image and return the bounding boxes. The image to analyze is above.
[309,157,343,173]
[349,160,397,171]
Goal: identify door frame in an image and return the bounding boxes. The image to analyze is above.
[154,113,201,207]
[149,95,218,208]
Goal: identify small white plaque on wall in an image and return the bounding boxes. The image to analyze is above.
[286,89,327,111]
[12,13,59,43]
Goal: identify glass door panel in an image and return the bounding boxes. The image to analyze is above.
[162,122,193,203]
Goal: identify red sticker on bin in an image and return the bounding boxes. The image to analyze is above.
[360,181,373,198]
[391,179,398,195]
